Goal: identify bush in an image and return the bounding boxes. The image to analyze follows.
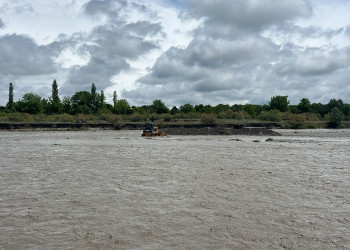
[218,110,251,119]
[257,110,282,122]
[155,119,166,128]
[201,114,217,125]
[286,114,307,129]
[8,113,34,122]
[98,113,121,124]
[161,114,172,122]
[33,114,48,122]
[129,113,147,122]
[0,113,9,122]
[74,114,95,123]
[149,114,159,122]
[172,112,200,120]
[53,114,75,123]
[281,112,294,121]
[304,112,319,121]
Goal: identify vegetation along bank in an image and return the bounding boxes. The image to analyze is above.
[1,81,350,131]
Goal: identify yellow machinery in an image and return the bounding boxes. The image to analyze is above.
[142,122,165,136]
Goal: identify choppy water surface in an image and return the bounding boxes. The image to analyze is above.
[1,129,349,249]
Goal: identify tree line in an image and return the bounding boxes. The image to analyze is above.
[1,81,349,127]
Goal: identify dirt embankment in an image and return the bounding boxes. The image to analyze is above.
[162,126,281,136]
[0,122,281,135]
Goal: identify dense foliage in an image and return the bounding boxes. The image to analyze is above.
[1,81,350,128]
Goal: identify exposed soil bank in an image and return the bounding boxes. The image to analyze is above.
[0,122,281,135]
[0,122,118,130]
[163,126,281,136]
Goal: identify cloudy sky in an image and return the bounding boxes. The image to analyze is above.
[1,0,350,107]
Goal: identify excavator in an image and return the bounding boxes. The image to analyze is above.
[142,122,166,137]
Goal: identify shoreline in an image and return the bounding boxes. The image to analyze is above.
[0,122,281,136]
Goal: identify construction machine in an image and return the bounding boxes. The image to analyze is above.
[142,122,165,136]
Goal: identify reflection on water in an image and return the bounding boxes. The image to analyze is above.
[1,130,349,249]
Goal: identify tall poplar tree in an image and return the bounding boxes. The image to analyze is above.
[100,90,106,110]
[113,91,117,107]
[91,83,97,112]
[48,79,61,113]
[7,82,14,112]
[51,79,60,104]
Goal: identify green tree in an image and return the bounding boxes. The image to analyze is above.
[16,93,43,114]
[71,91,92,114]
[51,80,60,104]
[99,90,107,111]
[213,104,230,114]
[113,91,117,107]
[90,83,97,112]
[62,96,73,114]
[195,104,213,113]
[113,99,130,115]
[328,107,344,128]
[170,106,179,115]
[47,79,62,114]
[343,104,350,117]
[244,104,257,118]
[140,105,153,113]
[151,99,169,114]
[180,103,195,113]
[297,98,311,113]
[311,103,328,117]
[288,105,299,114]
[6,82,15,112]
[327,99,344,114]
[231,104,244,112]
[269,95,289,112]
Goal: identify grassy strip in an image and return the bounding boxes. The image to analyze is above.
[1,112,349,129]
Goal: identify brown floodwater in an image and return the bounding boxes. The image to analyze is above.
[0,129,349,249]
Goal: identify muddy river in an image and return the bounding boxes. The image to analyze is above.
[0,129,349,249]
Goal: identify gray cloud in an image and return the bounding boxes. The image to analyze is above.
[0,31,67,104]
[91,24,159,60]
[186,0,312,32]
[127,0,350,106]
[83,0,126,18]
[139,36,277,85]
[276,47,350,76]
[14,3,36,15]
[0,34,57,76]
[59,23,160,95]
[183,37,277,68]
[267,23,345,42]
[59,1,162,96]
[133,40,350,106]
[0,17,4,28]
[83,0,156,22]
[60,44,130,95]
[123,21,164,37]
[346,26,350,37]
